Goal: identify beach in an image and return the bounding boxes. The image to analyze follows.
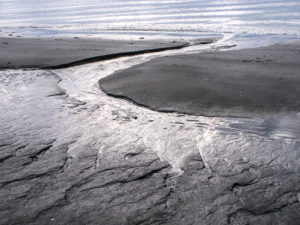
[2,0,300,224]
[0,35,299,225]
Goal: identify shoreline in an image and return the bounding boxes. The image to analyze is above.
[99,41,300,118]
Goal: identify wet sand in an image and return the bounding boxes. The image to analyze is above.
[1,38,300,225]
[0,37,188,69]
[100,41,300,117]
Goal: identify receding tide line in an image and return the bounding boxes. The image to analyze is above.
[42,43,190,70]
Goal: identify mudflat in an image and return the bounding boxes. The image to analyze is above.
[99,41,300,117]
[0,37,187,69]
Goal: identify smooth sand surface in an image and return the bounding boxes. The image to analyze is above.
[100,42,300,117]
[0,37,187,69]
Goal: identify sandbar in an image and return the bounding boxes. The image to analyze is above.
[0,37,187,69]
[99,41,300,117]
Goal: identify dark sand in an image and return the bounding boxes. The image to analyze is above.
[100,42,300,117]
[0,37,187,69]
[1,38,300,225]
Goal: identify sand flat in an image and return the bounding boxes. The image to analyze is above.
[0,37,187,69]
[99,41,300,117]
[1,38,300,224]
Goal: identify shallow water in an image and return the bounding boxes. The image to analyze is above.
[1,0,300,46]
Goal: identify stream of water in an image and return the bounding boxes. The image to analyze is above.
[1,41,298,174]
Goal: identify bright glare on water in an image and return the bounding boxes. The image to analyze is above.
[1,0,300,43]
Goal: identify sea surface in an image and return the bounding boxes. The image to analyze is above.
[1,0,300,45]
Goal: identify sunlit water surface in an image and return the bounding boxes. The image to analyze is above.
[1,0,300,46]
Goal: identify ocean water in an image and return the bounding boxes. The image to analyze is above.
[1,0,300,44]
